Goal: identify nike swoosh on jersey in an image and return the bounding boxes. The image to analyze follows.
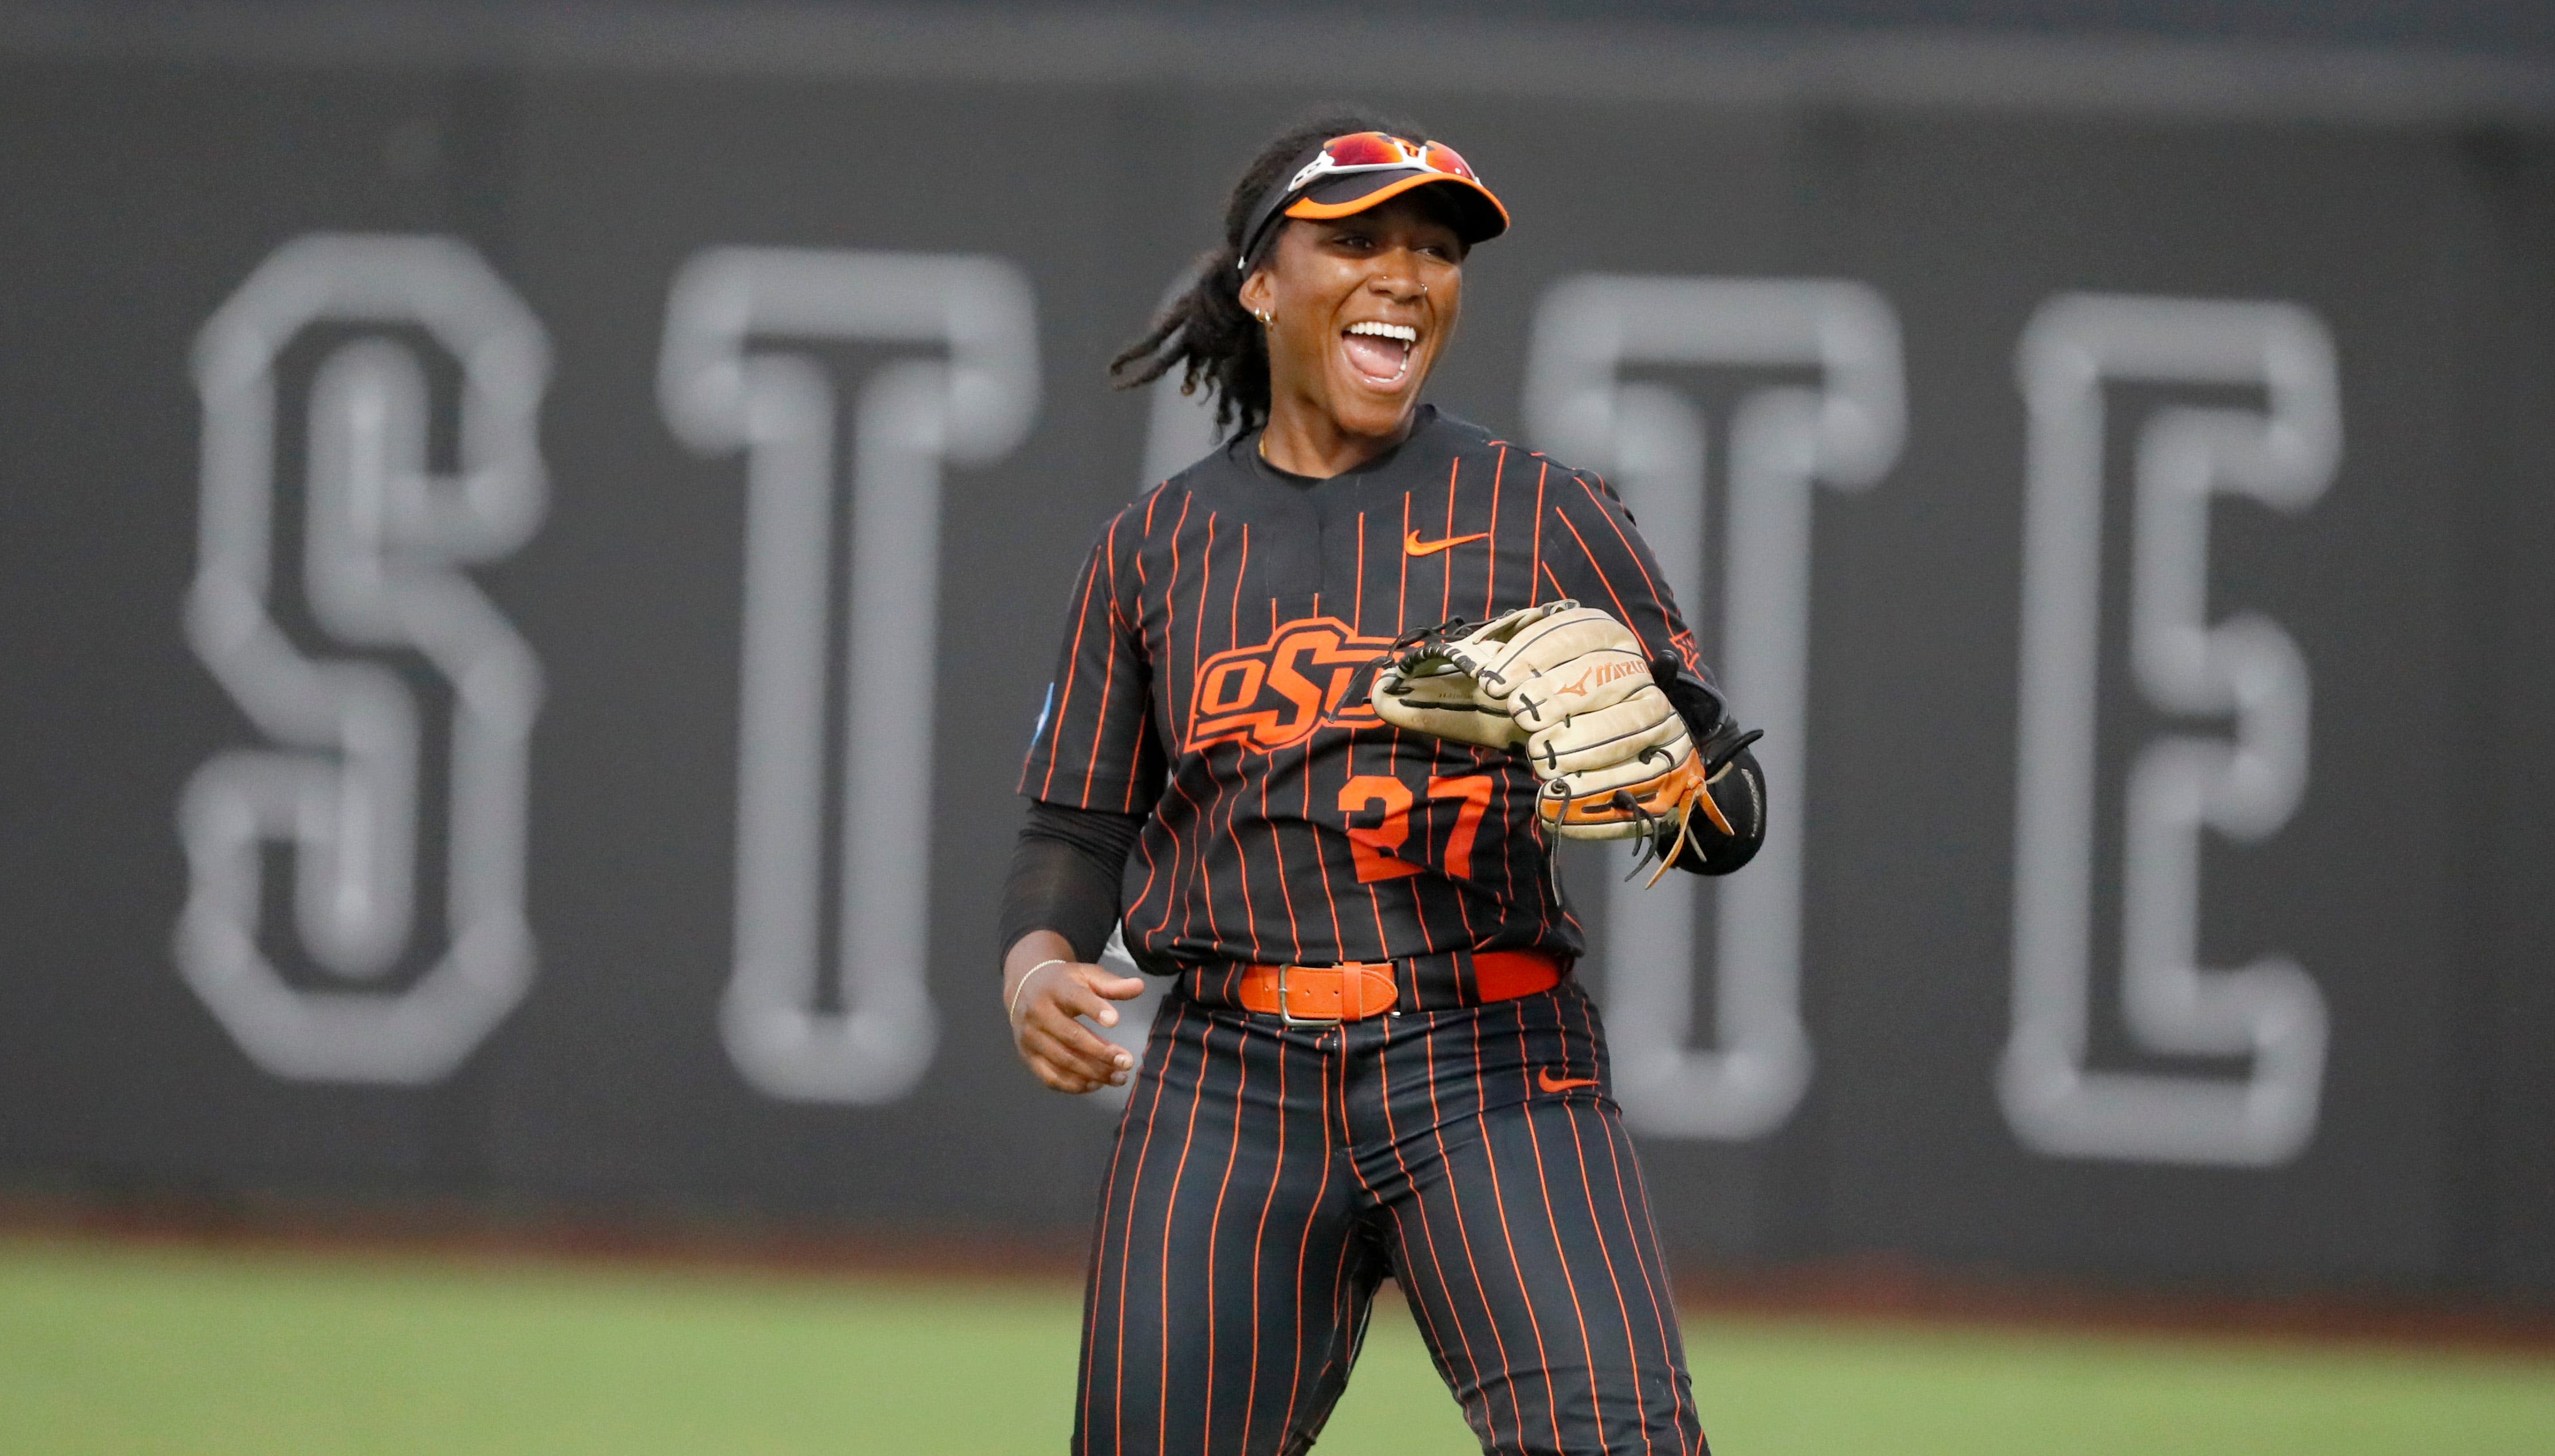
[1537,1068,1600,1094]
[1404,530,1489,557]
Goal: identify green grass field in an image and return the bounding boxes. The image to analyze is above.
[3,1236,2550,1454]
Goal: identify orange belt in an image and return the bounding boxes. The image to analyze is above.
[1234,949,1564,1023]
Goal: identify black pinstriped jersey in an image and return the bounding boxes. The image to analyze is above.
[1019,405,1710,972]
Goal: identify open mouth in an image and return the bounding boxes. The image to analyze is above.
[1341,321,1418,387]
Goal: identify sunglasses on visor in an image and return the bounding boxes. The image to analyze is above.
[1283,132,1482,193]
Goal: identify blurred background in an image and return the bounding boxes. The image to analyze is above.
[4,0,2554,1450]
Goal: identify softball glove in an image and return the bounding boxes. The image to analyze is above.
[1371,602,1742,871]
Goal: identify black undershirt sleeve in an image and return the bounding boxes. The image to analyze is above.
[999,800,1147,965]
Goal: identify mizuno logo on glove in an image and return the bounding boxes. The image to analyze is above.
[1558,658,1644,697]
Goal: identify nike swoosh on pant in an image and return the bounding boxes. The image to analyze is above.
[1537,1069,1600,1093]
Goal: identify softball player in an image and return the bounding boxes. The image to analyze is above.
[1001,114,1766,1456]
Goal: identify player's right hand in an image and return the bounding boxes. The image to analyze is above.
[1007,958,1147,1095]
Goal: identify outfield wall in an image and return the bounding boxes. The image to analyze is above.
[3,8,2552,1306]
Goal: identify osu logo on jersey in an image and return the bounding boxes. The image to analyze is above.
[1187,616,1392,752]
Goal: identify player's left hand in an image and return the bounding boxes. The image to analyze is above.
[1492,609,1693,838]
[1372,602,1766,875]
[1381,602,1693,838]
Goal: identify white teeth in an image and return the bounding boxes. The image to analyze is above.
[1345,321,1418,343]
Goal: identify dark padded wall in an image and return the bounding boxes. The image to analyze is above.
[1813,116,2470,1289]
[1,48,2548,1304]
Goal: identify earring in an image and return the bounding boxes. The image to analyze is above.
[1254,310,1272,325]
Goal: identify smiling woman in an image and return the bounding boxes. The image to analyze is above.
[997,112,1762,1456]
[1101,113,1501,452]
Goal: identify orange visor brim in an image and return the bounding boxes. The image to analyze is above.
[1283,171,1511,242]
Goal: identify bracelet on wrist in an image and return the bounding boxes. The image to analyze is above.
[1008,957,1068,1024]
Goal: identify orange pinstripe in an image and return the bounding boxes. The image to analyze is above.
[1436,776,1482,946]
[1153,1017,1213,1456]
[1143,494,1194,944]
[1555,507,1654,658]
[1312,1213,1362,1400]
[1494,758,1525,916]
[1570,997,1700,1450]
[1423,1012,1528,1446]
[1189,512,1214,705]
[1538,558,1572,607]
[1271,1025,1337,1447]
[1300,743,1349,954]
[1109,998,1187,1456]
[1154,491,1189,685]
[1198,1020,1250,1451]
[1149,772,1209,944]
[1230,523,1249,649]
[1077,1040,1142,1443]
[1260,767,1305,962]
[1464,1008,1568,1453]
[1213,769,1261,957]
[1427,460,1486,969]
[1120,493,1163,808]
[1235,1023,1290,1452]
[1375,1020,1496,1441]
[1395,493,1411,633]
[1559,1096,1661,1455]
[1182,514,1220,944]
[1128,832,1164,941]
[1217,524,1267,961]
[1080,515,1123,806]
[1040,549,1103,801]
[1349,745,1395,955]
[1510,1021,1611,1445]
[1572,473,1676,657]
[1352,510,1367,633]
[1393,741,1441,960]
[1383,1205,1490,1445]
[1529,462,1548,605]
[1440,456,1460,622]
[1602,1112,1703,1450]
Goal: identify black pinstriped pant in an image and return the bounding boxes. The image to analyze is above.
[1073,977,1710,1456]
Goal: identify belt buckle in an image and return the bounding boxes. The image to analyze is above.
[1280,961,1401,1024]
[1274,962,1330,1026]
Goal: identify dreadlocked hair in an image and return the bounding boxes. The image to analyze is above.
[1107,109,1426,440]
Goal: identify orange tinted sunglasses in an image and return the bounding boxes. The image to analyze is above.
[1281,132,1482,194]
